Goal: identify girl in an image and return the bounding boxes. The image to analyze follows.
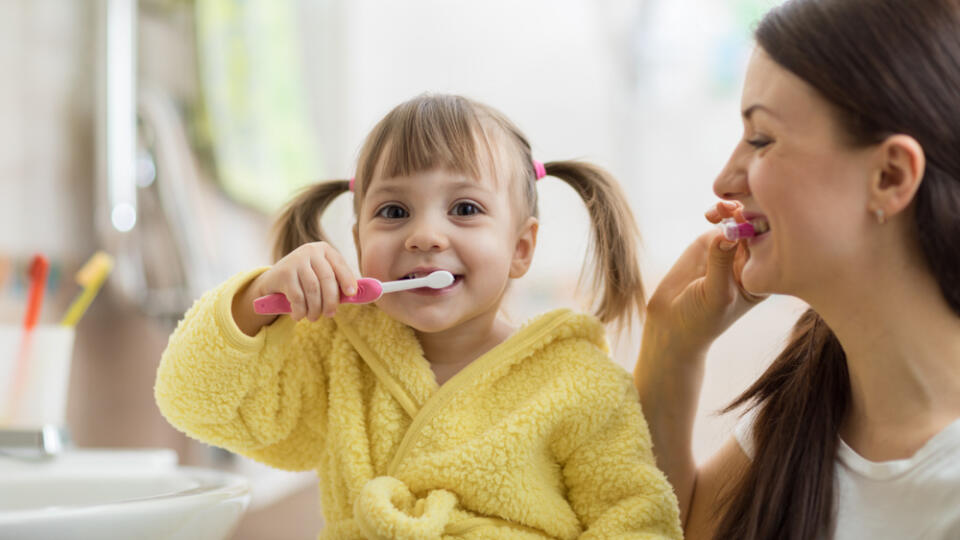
[634,0,960,539]
[156,94,682,539]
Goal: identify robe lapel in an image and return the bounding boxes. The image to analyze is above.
[335,305,439,418]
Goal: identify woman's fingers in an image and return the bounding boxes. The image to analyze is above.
[733,244,768,304]
[703,233,740,308]
[704,200,744,224]
[651,231,714,304]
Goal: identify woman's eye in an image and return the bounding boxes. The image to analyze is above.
[451,201,481,216]
[375,205,408,219]
[746,137,772,149]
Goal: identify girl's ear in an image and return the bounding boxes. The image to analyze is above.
[868,134,925,219]
[509,217,539,278]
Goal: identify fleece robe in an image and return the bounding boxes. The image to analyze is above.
[155,270,681,539]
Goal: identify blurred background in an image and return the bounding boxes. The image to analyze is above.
[1,0,804,537]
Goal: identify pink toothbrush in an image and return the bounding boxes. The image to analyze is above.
[718,218,756,241]
[253,270,455,314]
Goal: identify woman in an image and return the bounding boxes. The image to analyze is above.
[634,0,960,538]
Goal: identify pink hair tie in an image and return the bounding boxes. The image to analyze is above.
[349,177,355,192]
[532,159,546,180]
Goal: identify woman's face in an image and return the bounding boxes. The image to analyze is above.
[713,48,877,298]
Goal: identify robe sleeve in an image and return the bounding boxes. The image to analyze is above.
[154,268,334,471]
[560,371,683,539]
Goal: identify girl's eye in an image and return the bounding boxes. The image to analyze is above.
[450,201,481,216]
[375,205,408,219]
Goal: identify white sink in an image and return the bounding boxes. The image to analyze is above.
[0,449,250,540]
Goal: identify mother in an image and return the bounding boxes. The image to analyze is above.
[635,0,960,538]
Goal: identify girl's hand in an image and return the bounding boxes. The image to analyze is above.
[233,242,358,335]
[644,201,767,358]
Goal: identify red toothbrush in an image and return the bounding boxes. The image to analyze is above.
[5,255,50,422]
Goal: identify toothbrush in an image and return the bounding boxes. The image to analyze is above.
[60,251,115,327]
[4,255,49,422]
[253,270,456,315]
[718,218,757,241]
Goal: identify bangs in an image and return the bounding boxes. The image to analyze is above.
[356,95,509,191]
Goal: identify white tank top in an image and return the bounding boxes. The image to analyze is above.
[735,410,960,539]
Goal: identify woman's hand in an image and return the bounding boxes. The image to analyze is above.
[644,201,766,358]
[634,201,766,524]
[233,242,359,335]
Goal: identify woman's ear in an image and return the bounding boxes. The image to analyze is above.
[868,134,925,219]
[509,217,539,278]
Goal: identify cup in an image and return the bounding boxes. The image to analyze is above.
[0,324,76,429]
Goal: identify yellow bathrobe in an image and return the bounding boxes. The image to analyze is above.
[155,270,681,539]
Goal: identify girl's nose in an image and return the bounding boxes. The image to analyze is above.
[404,216,449,252]
[713,143,751,201]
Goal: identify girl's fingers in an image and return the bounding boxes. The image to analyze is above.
[284,272,307,320]
[297,265,322,321]
[326,248,358,297]
[311,256,340,318]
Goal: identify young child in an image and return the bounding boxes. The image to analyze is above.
[155,94,681,539]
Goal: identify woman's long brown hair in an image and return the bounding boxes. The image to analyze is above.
[713,1,960,538]
[273,94,645,327]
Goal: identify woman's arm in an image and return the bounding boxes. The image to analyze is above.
[634,206,764,524]
[684,437,751,539]
[634,326,707,527]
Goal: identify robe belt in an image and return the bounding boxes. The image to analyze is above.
[353,476,543,539]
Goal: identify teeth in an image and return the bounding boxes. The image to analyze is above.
[750,218,770,234]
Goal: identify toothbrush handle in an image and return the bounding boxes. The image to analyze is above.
[253,278,383,314]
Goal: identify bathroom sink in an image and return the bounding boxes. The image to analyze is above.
[0,449,250,540]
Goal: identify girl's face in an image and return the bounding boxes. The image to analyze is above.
[354,166,537,333]
[713,48,877,298]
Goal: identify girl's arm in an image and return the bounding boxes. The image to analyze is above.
[155,269,335,471]
[633,217,763,527]
[557,363,683,539]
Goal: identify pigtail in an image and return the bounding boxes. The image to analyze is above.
[543,160,645,327]
[272,180,351,261]
[713,308,849,540]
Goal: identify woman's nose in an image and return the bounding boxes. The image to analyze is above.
[713,143,751,201]
[404,215,449,252]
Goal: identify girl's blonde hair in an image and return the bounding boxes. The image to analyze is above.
[273,94,645,326]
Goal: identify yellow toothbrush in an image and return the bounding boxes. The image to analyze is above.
[60,251,115,327]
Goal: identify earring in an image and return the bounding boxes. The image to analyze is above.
[874,208,886,225]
